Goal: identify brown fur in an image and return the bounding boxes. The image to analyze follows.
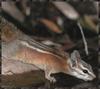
[14,46,68,72]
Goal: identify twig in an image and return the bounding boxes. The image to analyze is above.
[77,22,89,55]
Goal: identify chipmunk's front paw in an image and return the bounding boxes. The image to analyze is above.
[45,71,56,83]
[49,77,56,83]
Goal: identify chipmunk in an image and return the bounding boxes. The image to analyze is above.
[2,30,96,83]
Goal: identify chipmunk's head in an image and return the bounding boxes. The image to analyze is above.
[68,50,96,81]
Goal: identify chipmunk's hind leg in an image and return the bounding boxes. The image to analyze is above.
[45,70,56,83]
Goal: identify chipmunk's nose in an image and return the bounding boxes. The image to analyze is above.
[90,73,96,80]
[92,73,96,79]
[85,74,96,81]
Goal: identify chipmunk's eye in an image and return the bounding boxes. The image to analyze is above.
[83,69,88,74]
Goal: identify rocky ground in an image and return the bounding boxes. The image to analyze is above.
[1,68,99,89]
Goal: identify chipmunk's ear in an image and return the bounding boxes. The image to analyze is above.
[70,50,81,67]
